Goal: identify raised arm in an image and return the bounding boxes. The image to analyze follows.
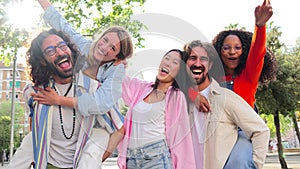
[245,0,273,83]
[37,0,91,55]
[255,0,273,27]
[38,0,51,10]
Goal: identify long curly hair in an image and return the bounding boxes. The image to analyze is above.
[212,30,277,85]
[26,29,81,86]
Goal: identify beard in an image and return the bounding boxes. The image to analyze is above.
[195,73,208,85]
[47,54,74,79]
[189,65,208,85]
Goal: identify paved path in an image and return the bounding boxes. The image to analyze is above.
[1,152,299,169]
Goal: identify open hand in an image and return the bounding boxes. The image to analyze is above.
[31,87,59,105]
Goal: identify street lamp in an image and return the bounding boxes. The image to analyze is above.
[6,0,40,160]
[18,128,23,145]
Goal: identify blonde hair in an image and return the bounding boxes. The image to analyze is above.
[88,26,133,65]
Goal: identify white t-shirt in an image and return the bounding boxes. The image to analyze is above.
[48,83,81,168]
[192,85,211,169]
[129,100,166,148]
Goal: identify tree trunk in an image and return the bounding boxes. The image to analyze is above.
[291,112,300,145]
[274,110,288,169]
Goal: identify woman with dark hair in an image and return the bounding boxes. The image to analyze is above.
[209,0,275,168]
[212,30,277,102]
[117,49,196,169]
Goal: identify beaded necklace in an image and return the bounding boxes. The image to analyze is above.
[54,83,75,140]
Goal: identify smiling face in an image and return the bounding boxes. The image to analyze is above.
[93,32,121,64]
[157,51,181,83]
[221,35,243,75]
[41,34,73,81]
[186,46,211,85]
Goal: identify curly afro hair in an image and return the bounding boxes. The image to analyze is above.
[212,29,277,85]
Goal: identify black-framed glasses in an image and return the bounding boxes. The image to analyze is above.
[43,41,68,57]
[221,45,242,51]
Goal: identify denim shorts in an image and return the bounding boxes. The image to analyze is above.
[126,139,173,169]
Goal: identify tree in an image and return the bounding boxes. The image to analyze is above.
[260,114,293,139]
[0,101,24,120]
[256,21,300,169]
[0,0,29,66]
[224,23,246,31]
[287,39,300,145]
[0,116,11,156]
[0,101,25,155]
[50,0,146,48]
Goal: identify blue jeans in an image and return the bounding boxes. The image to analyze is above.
[126,140,173,169]
[224,129,257,169]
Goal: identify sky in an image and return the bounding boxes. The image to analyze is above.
[142,0,300,47]
[126,0,300,79]
[6,0,300,79]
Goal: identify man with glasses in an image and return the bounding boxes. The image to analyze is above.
[7,29,90,169]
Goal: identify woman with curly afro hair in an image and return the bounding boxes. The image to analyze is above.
[212,30,277,108]
[210,0,276,169]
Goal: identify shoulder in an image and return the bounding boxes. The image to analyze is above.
[23,83,35,95]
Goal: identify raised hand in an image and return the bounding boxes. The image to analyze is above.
[255,0,273,27]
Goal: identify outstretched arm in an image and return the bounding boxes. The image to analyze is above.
[37,0,91,55]
[38,0,51,10]
[255,0,273,27]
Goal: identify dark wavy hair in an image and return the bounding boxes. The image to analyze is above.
[26,29,81,86]
[212,30,277,85]
[153,49,195,103]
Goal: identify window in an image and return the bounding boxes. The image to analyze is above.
[9,81,21,90]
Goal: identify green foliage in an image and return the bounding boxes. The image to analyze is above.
[266,21,284,53]
[119,100,128,116]
[0,101,25,151]
[224,23,246,31]
[260,113,293,138]
[1,0,146,65]
[50,0,146,48]
[0,101,24,122]
[297,111,300,122]
[256,21,300,116]
[0,116,11,152]
[0,0,29,66]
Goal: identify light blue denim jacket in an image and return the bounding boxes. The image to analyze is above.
[44,5,124,116]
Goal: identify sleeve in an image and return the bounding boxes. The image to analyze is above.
[23,84,36,118]
[226,91,270,169]
[43,5,91,55]
[121,75,150,106]
[245,25,266,84]
[77,64,125,116]
[166,91,196,169]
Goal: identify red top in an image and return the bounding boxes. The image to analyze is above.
[221,25,266,108]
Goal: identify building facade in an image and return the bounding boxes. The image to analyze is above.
[0,62,30,133]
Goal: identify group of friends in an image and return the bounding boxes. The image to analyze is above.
[7,0,277,168]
